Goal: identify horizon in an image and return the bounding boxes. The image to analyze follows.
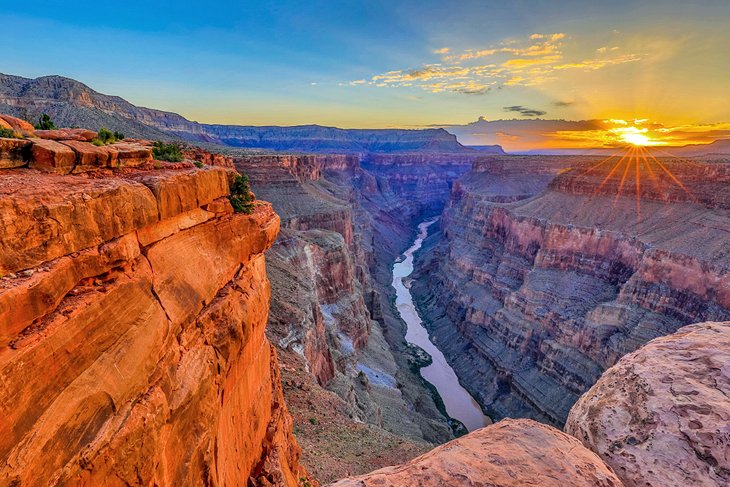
[3,1,730,151]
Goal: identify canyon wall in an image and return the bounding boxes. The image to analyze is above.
[413,155,730,425]
[236,151,485,482]
[0,129,308,486]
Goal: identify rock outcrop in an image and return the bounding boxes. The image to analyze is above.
[330,418,624,487]
[413,155,730,425]
[566,321,730,487]
[0,138,309,485]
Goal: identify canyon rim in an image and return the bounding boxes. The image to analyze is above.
[2,1,730,486]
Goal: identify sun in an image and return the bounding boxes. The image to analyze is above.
[622,132,653,146]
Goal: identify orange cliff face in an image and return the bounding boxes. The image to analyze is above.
[0,122,310,486]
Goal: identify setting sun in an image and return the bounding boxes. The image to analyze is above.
[622,132,653,146]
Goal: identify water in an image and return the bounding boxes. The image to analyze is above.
[392,218,490,432]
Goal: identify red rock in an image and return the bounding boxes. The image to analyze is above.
[28,138,76,173]
[0,138,31,169]
[59,140,114,171]
[111,142,152,167]
[34,128,97,141]
[331,418,624,487]
[0,114,34,135]
[566,321,730,487]
[0,118,12,131]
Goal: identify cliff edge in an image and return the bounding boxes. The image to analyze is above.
[0,117,308,486]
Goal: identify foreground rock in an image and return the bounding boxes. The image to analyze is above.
[0,154,309,484]
[566,321,730,487]
[330,418,623,487]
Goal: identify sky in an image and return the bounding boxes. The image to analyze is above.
[2,0,730,149]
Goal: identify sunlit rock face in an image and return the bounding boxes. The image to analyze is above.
[566,321,730,487]
[413,155,730,425]
[0,153,308,485]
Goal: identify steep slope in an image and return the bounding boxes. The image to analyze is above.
[0,73,476,153]
[0,131,308,485]
[413,155,730,425]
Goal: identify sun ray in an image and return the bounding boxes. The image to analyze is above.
[640,146,697,201]
[613,148,634,206]
[595,146,633,196]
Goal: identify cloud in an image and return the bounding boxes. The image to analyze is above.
[553,100,574,107]
[504,105,547,117]
[349,32,644,95]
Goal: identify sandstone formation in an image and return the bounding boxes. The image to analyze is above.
[413,155,730,425]
[566,321,730,487]
[0,143,309,485]
[330,418,624,487]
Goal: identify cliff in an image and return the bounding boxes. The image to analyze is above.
[413,155,730,425]
[236,152,456,482]
[0,73,476,153]
[0,121,308,485]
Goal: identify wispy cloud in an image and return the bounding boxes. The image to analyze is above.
[349,33,643,94]
[504,105,546,117]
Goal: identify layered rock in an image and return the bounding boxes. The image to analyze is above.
[236,152,455,481]
[330,418,624,487]
[362,153,481,214]
[0,158,309,484]
[413,155,730,425]
[566,321,730,487]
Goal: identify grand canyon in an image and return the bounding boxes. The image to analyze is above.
[2,1,730,486]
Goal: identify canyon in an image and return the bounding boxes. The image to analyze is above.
[412,155,730,425]
[1,101,728,487]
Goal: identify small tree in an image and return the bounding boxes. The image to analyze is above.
[152,141,183,162]
[0,127,17,138]
[34,113,56,130]
[229,174,255,214]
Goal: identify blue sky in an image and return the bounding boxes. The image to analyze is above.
[2,0,730,133]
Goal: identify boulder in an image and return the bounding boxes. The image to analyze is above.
[59,140,115,171]
[29,138,76,173]
[112,142,152,167]
[0,114,34,135]
[330,418,624,487]
[0,138,31,169]
[35,128,97,142]
[566,321,730,487]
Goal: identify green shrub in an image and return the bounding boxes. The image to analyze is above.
[152,141,183,162]
[229,173,255,214]
[34,113,56,130]
[97,127,117,144]
[308,417,318,425]
[194,161,204,168]
[91,138,104,146]
[0,127,17,138]
[113,130,125,140]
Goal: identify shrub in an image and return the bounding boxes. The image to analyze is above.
[308,417,318,425]
[113,130,125,140]
[0,127,17,138]
[91,139,104,146]
[194,161,204,168]
[229,173,255,214]
[34,113,56,130]
[152,141,183,162]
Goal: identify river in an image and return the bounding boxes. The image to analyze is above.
[392,218,490,432]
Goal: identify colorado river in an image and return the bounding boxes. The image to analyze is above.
[392,218,490,432]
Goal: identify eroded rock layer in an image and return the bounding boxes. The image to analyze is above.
[566,321,730,487]
[0,160,308,485]
[414,155,730,425]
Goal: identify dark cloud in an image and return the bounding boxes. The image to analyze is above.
[503,105,547,117]
[553,100,574,107]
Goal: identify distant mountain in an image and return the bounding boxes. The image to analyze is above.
[0,73,477,153]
